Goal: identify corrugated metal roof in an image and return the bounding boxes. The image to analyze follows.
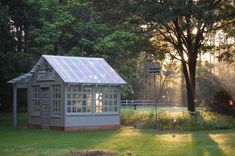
[8,72,33,84]
[40,55,126,84]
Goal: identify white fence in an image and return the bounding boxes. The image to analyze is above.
[121,100,175,107]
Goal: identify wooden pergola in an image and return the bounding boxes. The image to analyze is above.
[8,73,32,128]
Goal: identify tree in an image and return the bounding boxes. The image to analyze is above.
[0,0,140,111]
[196,65,222,105]
[125,0,235,112]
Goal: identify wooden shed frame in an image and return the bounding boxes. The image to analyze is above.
[8,55,126,131]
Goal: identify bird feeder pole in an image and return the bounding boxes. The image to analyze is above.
[147,63,161,129]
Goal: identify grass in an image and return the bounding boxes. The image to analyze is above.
[1,112,235,155]
[0,127,235,156]
[0,112,27,127]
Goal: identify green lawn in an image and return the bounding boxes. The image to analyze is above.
[1,112,235,156]
[0,127,235,156]
[0,112,27,127]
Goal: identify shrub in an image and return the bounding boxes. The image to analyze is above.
[179,111,235,131]
[121,110,235,131]
[121,110,156,128]
[208,88,235,116]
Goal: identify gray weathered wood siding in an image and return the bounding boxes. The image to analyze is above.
[27,58,122,128]
[28,59,65,127]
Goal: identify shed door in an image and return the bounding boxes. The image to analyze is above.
[41,88,50,128]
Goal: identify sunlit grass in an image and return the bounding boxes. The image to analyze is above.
[1,112,235,155]
[209,133,235,156]
[0,126,235,156]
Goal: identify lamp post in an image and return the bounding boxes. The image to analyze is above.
[147,63,161,129]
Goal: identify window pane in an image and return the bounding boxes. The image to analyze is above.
[82,107,86,112]
[104,100,108,106]
[52,86,62,116]
[109,106,113,112]
[104,107,108,112]
[94,87,119,113]
[87,94,91,99]
[87,99,91,112]
[109,94,113,99]
[77,107,81,112]
[96,106,102,112]
[32,87,40,114]
[67,100,71,106]
[72,87,76,92]
[82,100,86,106]
[67,85,92,113]
[77,94,82,100]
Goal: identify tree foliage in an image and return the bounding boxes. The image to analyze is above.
[0,0,234,112]
[125,0,235,112]
[209,88,235,116]
[0,0,140,111]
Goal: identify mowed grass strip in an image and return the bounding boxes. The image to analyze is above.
[1,112,235,156]
[0,127,235,156]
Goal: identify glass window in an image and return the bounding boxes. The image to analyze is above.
[31,86,40,115]
[95,87,118,113]
[66,86,118,114]
[52,86,62,116]
[66,85,92,113]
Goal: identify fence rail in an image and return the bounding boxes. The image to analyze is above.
[121,100,175,107]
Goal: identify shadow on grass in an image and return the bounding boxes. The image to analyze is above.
[191,132,225,156]
[0,112,232,156]
[0,112,121,155]
[189,113,225,156]
[0,125,119,156]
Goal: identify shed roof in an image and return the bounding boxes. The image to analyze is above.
[8,72,33,84]
[31,55,126,85]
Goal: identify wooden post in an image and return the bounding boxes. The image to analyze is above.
[154,74,158,129]
[13,84,17,128]
[92,85,95,114]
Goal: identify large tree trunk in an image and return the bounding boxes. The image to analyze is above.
[181,59,196,112]
[16,25,23,52]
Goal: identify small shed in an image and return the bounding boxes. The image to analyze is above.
[8,55,126,131]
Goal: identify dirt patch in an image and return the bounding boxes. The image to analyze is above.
[68,150,116,156]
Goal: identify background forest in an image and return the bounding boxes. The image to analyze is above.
[0,0,234,112]
[0,0,142,111]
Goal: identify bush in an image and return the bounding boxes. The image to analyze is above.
[121,110,155,128]
[121,110,235,131]
[179,111,235,131]
[208,88,235,116]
